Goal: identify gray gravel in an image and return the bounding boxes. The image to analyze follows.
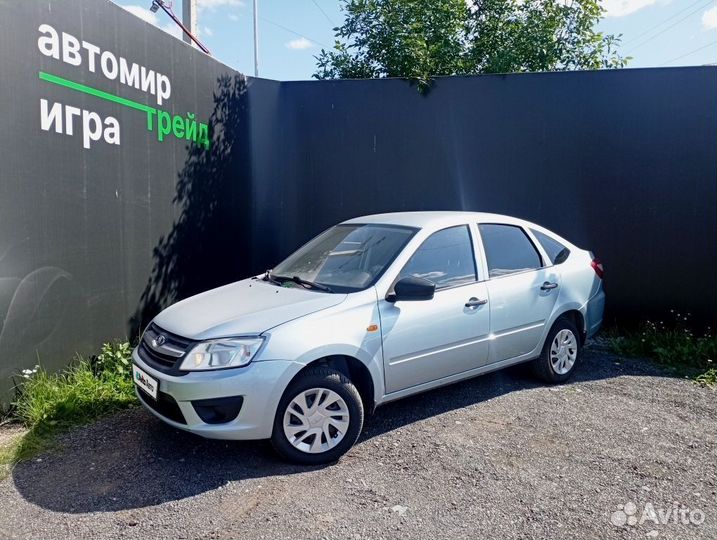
[0,344,715,540]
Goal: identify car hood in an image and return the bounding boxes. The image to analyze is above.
[152,278,347,340]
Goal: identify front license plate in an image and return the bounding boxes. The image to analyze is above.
[133,364,158,400]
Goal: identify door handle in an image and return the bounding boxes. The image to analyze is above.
[465,297,488,308]
[541,281,559,291]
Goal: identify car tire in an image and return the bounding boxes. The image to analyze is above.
[531,317,582,383]
[271,366,364,465]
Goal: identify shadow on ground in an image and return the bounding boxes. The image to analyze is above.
[10,348,668,513]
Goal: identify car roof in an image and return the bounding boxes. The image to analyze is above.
[342,211,532,230]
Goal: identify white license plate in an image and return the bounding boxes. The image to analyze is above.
[133,364,158,400]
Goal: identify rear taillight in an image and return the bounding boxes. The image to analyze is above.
[591,257,604,279]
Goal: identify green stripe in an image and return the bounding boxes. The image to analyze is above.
[38,71,156,114]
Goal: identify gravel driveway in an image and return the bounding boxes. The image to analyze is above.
[0,344,715,540]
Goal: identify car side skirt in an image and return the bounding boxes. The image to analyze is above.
[376,351,538,406]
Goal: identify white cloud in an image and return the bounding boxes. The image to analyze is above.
[702,6,717,30]
[201,26,214,37]
[122,5,183,39]
[122,4,158,24]
[285,37,314,50]
[228,13,240,21]
[160,23,183,39]
[602,0,659,18]
[198,0,244,10]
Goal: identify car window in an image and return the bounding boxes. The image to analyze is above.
[530,229,570,265]
[478,224,542,278]
[399,225,477,289]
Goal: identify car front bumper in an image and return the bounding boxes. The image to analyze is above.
[132,348,302,440]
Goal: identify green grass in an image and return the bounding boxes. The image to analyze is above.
[694,368,717,387]
[0,341,136,479]
[609,312,716,387]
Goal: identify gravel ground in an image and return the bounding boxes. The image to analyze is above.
[0,344,715,540]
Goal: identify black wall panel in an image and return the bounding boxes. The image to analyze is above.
[0,0,715,401]
[0,0,252,399]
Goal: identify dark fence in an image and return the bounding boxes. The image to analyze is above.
[0,0,715,401]
[249,69,717,327]
[0,0,251,400]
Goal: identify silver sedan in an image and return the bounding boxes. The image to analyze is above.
[132,212,605,464]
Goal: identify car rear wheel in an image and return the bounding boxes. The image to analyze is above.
[271,367,364,465]
[532,317,582,383]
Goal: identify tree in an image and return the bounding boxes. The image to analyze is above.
[314,0,628,88]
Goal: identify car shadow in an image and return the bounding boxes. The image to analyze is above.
[360,344,668,441]
[9,346,670,514]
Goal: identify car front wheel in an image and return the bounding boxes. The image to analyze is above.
[271,367,364,465]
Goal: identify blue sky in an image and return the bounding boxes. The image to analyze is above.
[112,0,717,80]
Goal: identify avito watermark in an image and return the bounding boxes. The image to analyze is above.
[611,501,705,528]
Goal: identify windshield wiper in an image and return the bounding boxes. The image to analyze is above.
[272,275,333,293]
[268,271,333,293]
[262,269,282,286]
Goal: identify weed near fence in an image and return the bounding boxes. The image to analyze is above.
[0,342,136,479]
[609,312,716,386]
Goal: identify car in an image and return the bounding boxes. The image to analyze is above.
[132,211,605,464]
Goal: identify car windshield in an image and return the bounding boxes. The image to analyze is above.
[272,224,417,293]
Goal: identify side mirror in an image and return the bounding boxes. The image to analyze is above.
[386,276,436,302]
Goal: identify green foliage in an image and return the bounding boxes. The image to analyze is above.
[0,434,21,480]
[93,341,133,379]
[315,0,629,89]
[694,368,717,387]
[609,312,716,387]
[316,0,471,88]
[1,341,136,477]
[13,341,135,429]
[469,0,628,72]
[0,428,53,480]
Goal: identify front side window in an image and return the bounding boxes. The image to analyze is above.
[272,224,417,292]
[398,225,477,289]
[478,224,542,278]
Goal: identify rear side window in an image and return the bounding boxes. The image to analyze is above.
[399,225,477,289]
[531,229,570,265]
[478,224,542,278]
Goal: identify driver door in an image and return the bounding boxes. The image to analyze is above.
[378,225,490,394]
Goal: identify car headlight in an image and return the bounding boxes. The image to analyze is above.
[179,337,264,371]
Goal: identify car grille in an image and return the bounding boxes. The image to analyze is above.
[137,323,195,375]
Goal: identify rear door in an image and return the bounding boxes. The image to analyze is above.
[477,223,561,363]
